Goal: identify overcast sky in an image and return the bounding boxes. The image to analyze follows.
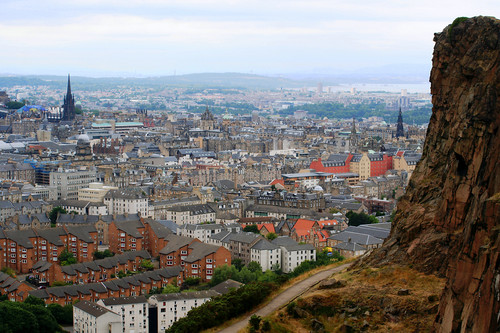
[0,0,498,77]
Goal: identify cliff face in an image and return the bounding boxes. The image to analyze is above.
[364,16,500,332]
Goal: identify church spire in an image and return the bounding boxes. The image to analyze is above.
[396,108,404,138]
[62,74,76,121]
[66,74,72,98]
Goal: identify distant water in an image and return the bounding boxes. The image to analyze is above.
[327,83,430,94]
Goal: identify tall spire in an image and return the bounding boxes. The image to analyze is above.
[66,74,72,98]
[62,74,76,121]
[396,108,404,138]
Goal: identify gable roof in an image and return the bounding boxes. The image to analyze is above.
[184,242,222,263]
[113,220,145,238]
[159,234,196,255]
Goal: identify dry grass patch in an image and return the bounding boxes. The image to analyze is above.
[266,264,445,333]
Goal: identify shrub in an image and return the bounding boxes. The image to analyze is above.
[249,314,261,330]
[166,282,276,333]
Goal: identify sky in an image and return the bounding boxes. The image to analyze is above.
[0,0,498,78]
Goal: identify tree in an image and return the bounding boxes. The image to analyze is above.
[329,208,340,214]
[243,225,260,234]
[346,211,378,226]
[0,301,39,333]
[49,206,67,225]
[183,277,200,287]
[249,315,262,331]
[247,261,262,273]
[210,264,240,286]
[21,303,62,333]
[24,295,45,306]
[139,259,154,271]
[238,267,256,283]
[93,249,114,260]
[47,303,73,326]
[1,267,16,278]
[162,284,181,294]
[266,232,277,240]
[232,258,244,271]
[5,101,24,109]
[58,249,77,266]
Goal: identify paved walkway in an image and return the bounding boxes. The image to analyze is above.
[218,263,350,333]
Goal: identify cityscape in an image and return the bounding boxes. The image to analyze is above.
[0,72,425,332]
[0,1,498,332]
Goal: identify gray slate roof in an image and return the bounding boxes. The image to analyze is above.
[251,239,279,251]
[74,300,116,318]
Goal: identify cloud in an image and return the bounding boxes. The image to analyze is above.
[0,0,498,75]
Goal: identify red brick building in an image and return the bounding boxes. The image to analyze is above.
[108,220,146,254]
[183,242,231,282]
[28,266,183,305]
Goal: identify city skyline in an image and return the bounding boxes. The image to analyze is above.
[0,0,499,77]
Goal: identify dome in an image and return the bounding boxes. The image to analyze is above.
[312,185,324,192]
[77,134,90,142]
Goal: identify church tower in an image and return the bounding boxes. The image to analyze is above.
[200,106,216,131]
[396,108,404,138]
[62,74,76,121]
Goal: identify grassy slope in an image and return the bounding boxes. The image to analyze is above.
[265,265,445,333]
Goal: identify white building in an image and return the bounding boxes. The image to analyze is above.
[166,204,215,225]
[78,182,118,202]
[148,290,220,332]
[250,239,282,271]
[177,223,226,243]
[73,300,121,333]
[50,168,98,200]
[97,296,149,333]
[272,236,316,273]
[104,188,149,217]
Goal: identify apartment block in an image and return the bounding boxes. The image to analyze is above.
[49,168,98,200]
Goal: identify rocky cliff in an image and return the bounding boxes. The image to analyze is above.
[363,16,499,332]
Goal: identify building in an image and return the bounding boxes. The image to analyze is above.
[271,236,316,273]
[182,241,231,282]
[108,220,146,254]
[28,266,183,305]
[0,162,35,183]
[73,300,121,333]
[78,182,118,202]
[166,204,216,225]
[104,188,149,217]
[97,296,149,333]
[49,168,98,200]
[177,223,226,243]
[250,239,281,271]
[61,74,76,122]
[148,290,220,331]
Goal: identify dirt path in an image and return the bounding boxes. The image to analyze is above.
[217,263,350,333]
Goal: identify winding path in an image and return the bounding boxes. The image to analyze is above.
[217,263,350,333]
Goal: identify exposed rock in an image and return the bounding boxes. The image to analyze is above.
[339,323,355,333]
[361,16,500,332]
[397,288,410,296]
[318,278,346,289]
[294,306,309,318]
[310,318,325,332]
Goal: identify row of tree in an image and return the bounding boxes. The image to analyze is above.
[166,281,275,333]
[0,295,72,333]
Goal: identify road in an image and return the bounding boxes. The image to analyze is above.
[217,263,350,333]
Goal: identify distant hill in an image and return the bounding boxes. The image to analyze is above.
[0,73,311,90]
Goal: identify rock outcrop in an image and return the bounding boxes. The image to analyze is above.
[363,16,499,332]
